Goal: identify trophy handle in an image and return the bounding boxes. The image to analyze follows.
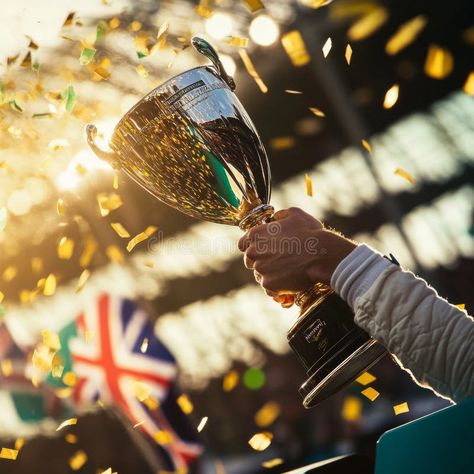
[191,37,236,91]
[85,124,120,169]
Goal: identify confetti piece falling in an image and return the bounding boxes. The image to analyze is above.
[94,66,111,80]
[197,416,208,432]
[341,396,362,422]
[43,274,57,296]
[154,430,174,445]
[56,199,65,216]
[356,372,376,386]
[106,245,124,263]
[76,269,90,293]
[424,44,454,79]
[97,192,123,216]
[134,381,152,402]
[58,237,74,260]
[0,207,7,232]
[456,303,466,311]
[393,402,410,415]
[394,167,415,184]
[133,420,145,429]
[225,36,249,48]
[239,49,268,93]
[385,15,427,55]
[136,64,149,78]
[177,394,194,414]
[248,432,273,451]
[65,85,76,112]
[255,401,281,427]
[14,438,24,451]
[126,226,158,252]
[309,106,325,117]
[3,266,17,282]
[262,458,283,469]
[63,12,76,27]
[9,99,23,112]
[63,372,77,387]
[79,47,96,65]
[305,174,313,196]
[463,72,474,96]
[285,89,303,94]
[347,7,389,41]
[270,136,295,150]
[56,418,78,432]
[223,370,239,392]
[42,329,61,351]
[80,237,98,268]
[243,367,266,390]
[140,338,149,353]
[1,359,12,377]
[0,448,19,460]
[345,43,353,64]
[361,139,372,154]
[243,0,265,12]
[281,30,310,67]
[69,450,87,470]
[322,37,332,57]
[361,386,380,401]
[383,84,399,109]
[111,222,130,238]
[65,434,78,444]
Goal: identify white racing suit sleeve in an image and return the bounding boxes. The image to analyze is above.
[331,244,474,403]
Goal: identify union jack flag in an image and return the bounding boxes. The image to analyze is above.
[67,293,202,470]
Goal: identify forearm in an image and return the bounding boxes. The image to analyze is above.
[331,245,474,403]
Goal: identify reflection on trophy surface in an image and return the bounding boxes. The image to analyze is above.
[87,37,386,408]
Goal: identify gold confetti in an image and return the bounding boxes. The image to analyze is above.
[63,12,76,28]
[197,416,208,432]
[0,448,18,460]
[32,345,54,371]
[262,458,283,469]
[42,329,61,351]
[309,106,325,117]
[130,21,142,32]
[80,237,98,268]
[57,198,65,216]
[243,0,265,12]
[14,438,24,451]
[58,237,74,260]
[133,420,145,429]
[347,7,389,42]
[424,44,453,80]
[0,291,4,304]
[177,394,194,414]
[394,167,415,185]
[270,136,295,150]
[223,370,239,392]
[341,396,362,422]
[281,30,310,67]
[305,174,313,197]
[239,49,268,93]
[385,15,427,55]
[69,450,87,470]
[383,84,399,109]
[255,401,280,427]
[109,17,120,29]
[3,266,17,282]
[94,66,111,80]
[140,338,149,353]
[126,226,158,252]
[456,303,466,311]
[463,72,474,96]
[106,245,124,263]
[111,223,131,238]
[56,418,78,431]
[248,432,273,451]
[361,386,380,401]
[224,36,249,48]
[113,174,119,189]
[97,192,123,216]
[195,4,213,19]
[43,274,56,296]
[134,381,152,402]
[285,89,303,94]
[51,354,65,378]
[144,261,154,268]
[361,139,372,154]
[1,359,13,377]
[76,269,90,293]
[136,64,149,78]
[65,434,78,444]
[63,371,77,387]
[345,43,353,64]
[393,402,409,415]
[144,396,160,410]
[154,430,174,445]
[322,37,332,57]
[356,372,376,386]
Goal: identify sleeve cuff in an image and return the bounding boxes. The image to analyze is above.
[330,244,393,309]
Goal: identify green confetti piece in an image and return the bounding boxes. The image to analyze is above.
[65,85,76,112]
[9,99,23,112]
[32,61,40,73]
[243,367,266,390]
[136,51,147,59]
[79,47,96,66]
[32,112,52,118]
[96,21,107,42]
[0,207,7,232]
[0,305,5,317]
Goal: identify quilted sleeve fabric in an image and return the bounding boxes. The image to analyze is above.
[332,245,474,403]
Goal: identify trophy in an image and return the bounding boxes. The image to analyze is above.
[86,38,386,408]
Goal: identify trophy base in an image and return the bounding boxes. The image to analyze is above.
[287,293,387,408]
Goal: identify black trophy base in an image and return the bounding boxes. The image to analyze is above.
[287,292,386,408]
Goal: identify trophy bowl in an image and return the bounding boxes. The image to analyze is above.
[86,37,386,408]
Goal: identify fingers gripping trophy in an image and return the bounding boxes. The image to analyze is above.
[86,38,386,408]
